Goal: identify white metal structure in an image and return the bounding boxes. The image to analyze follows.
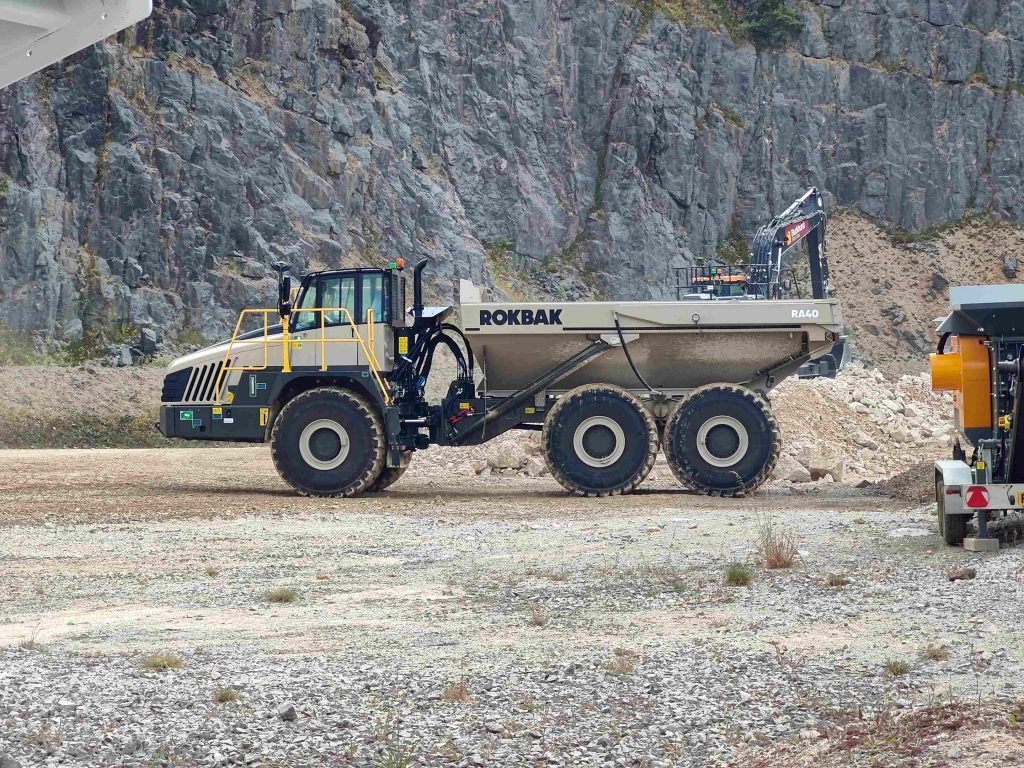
[0,0,151,90]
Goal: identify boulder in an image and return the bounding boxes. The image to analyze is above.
[484,441,528,470]
[525,457,548,477]
[773,454,812,483]
[796,447,845,482]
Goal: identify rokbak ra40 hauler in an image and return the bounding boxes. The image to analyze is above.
[157,189,846,498]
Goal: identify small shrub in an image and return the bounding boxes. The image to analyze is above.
[724,561,753,586]
[265,586,298,604]
[440,679,472,703]
[204,566,220,577]
[373,740,418,768]
[826,573,850,587]
[24,722,62,749]
[604,649,637,675]
[924,645,950,662]
[527,603,548,627]
[141,651,184,671]
[213,686,240,703]
[742,0,804,49]
[883,657,912,677]
[756,516,799,569]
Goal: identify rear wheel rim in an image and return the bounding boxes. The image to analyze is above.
[695,415,749,468]
[573,416,626,468]
[299,419,351,470]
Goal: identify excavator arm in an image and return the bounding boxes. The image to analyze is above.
[749,188,830,300]
[0,0,151,91]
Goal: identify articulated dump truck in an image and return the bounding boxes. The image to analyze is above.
[158,189,846,497]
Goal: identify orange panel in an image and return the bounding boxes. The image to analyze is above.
[930,335,991,431]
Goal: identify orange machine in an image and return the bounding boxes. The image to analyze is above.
[930,334,992,432]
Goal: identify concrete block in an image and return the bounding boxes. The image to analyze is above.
[964,537,1000,553]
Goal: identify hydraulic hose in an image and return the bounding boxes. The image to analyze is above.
[613,313,661,396]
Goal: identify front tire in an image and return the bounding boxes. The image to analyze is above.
[271,387,385,497]
[664,384,780,496]
[368,453,412,492]
[542,384,658,497]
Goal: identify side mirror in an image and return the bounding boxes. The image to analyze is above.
[279,276,292,318]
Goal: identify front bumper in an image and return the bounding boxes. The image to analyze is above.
[158,404,267,442]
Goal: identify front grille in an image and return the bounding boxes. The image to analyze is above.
[181,360,230,403]
[161,368,192,403]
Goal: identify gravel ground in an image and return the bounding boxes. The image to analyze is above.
[1,448,1023,767]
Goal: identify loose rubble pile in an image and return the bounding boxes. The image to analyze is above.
[771,364,954,487]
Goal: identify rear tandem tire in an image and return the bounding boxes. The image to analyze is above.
[368,453,412,492]
[543,384,658,497]
[663,383,780,496]
[271,387,386,497]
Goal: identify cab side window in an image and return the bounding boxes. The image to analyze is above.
[291,283,319,332]
[321,275,356,327]
[362,273,384,322]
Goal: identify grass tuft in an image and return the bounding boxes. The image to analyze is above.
[265,586,298,604]
[204,566,221,577]
[883,657,913,677]
[212,686,240,703]
[724,561,753,586]
[826,572,850,587]
[141,651,184,671]
[755,515,799,569]
[924,645,950,662]
[439,679,472,703]
[604,648,638,675]
[527,603,548,627]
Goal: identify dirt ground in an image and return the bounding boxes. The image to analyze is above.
[1,447,1023,767]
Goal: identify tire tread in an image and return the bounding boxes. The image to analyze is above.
[270,386,385,497]
[542,383,658,497]
[663,383,780,497]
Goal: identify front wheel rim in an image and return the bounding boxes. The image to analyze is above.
[299,418,351,471]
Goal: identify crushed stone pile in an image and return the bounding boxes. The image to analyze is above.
[770,363,955,488]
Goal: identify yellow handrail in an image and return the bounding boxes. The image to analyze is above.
[213,307,392,406]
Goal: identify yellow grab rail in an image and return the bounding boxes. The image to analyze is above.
[213,307,392,406]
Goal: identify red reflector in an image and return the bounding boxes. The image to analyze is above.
[965,486,990,508]
[945,488,958,495]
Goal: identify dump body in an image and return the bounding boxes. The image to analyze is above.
[459,282,843,396]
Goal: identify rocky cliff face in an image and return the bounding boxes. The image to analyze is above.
[1,0,1022,347]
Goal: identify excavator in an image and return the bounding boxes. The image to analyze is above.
[677,188,847,378]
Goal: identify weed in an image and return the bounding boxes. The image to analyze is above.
[373,738,418,768]
[18,622,43,650]
[24,722,63,749]
[265,586,298,604]
[524,566,569,582]
[140,651,184,671]
[604,649,638,675]
[755,515,799,569]
[205,566,221,577]
[213,686,240,703]
[826,572,850,587]
[924,645,950,662]
[883,657,912,677]
[176,326,208,349]
[724,561,753,586]
[527,603,548,627]
[440,679,472,703]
